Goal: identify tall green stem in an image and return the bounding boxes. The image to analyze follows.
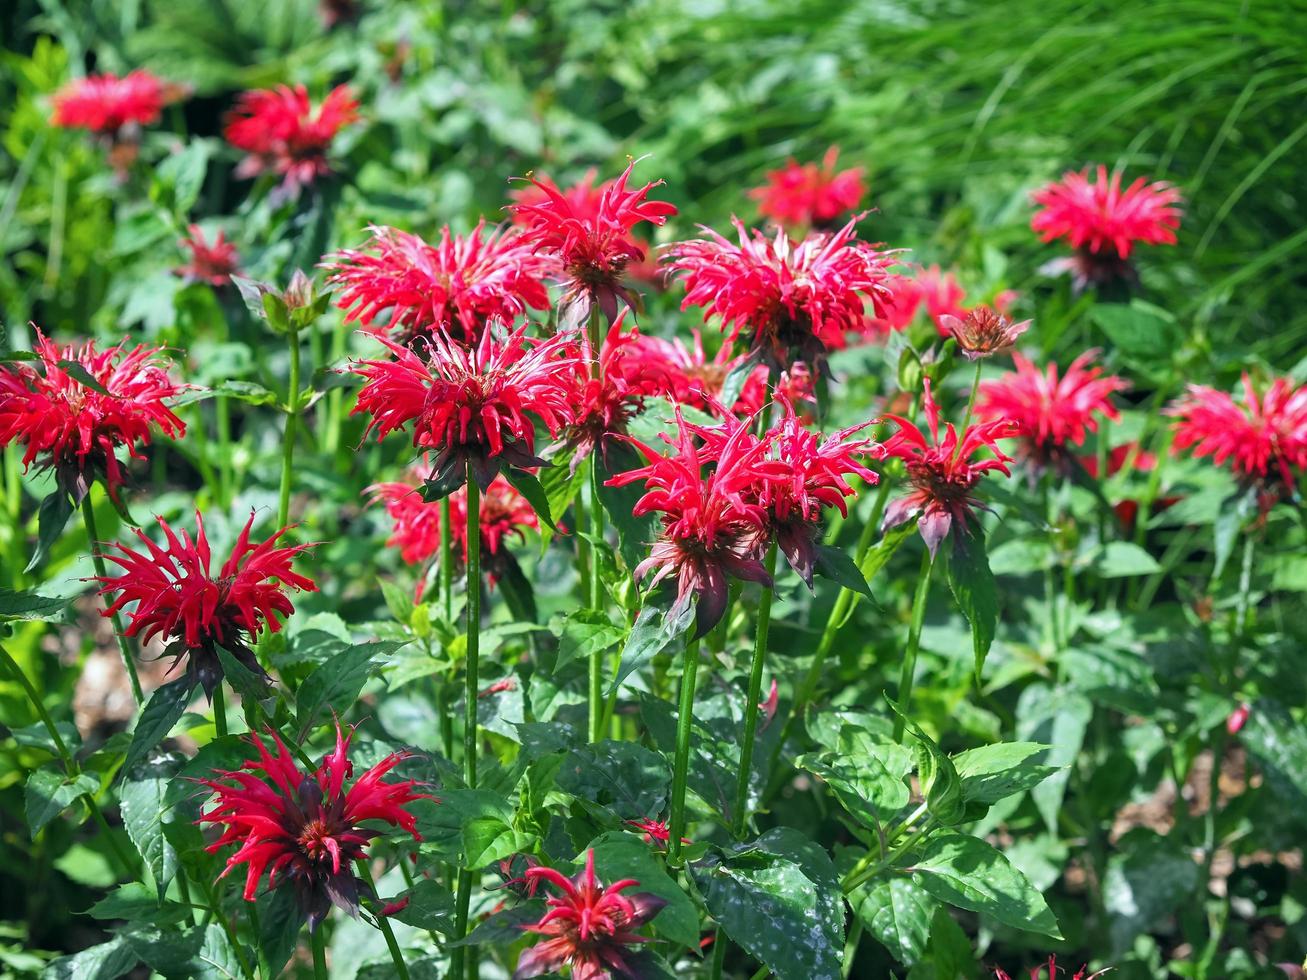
[212,682,228,738]
[732,543,777,837]
[439,497,454,623]
[451,468,481,980]
[892,549,935,741]
[82,495,143,703]
[354,859,410,980]
[586,304,607,743]
[311,924,328,980]
[667,637,701,869]
[277,327,300,531]
[215,395,233,508]
[957,360,982,444]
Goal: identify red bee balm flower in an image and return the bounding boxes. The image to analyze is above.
[0,330,185,499]
[749,146,865,230]
[665,217,893,369]
[197,724,428,928]
[176,225,240,285]
[325,222,552,347]
[882,379,1018,556]
[977,351,1127,468]
[1167,374,1307,492]
[994,955,1110,980]
[94,512,315,695]
[224,84,358,196]
[369,474,538,579]
[351,325,580,494]
[606,410,786,636]
[51,69,185,135]
[627,331,767,416]
[1031,165,1181,285]
[512,161,676,321]
[515,849,667,980]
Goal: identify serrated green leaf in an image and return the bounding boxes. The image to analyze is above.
[952,742,1060,804]
[608,591,693,697]
[123,679,193,773]
[852,876,936,968]
[295,643,382,732]
[25,766,98,836]
[887,698,964,826]
[943,528,998,683]
[814,544,872,598]
[504,466,558,532]
[120,752,184,899]
[556,740,671,821]
[0,587,72,621]
[27,488,75,572]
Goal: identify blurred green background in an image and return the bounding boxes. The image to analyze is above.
[3,0,1305,372]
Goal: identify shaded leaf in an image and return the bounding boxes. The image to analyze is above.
[123,679,193,773]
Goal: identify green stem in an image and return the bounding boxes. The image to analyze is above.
[957,360,982,445]
[277,327,300,531]
[841,917,864,979]
[82,495,143,704]
[216,394,233,508]
[213,682,228,739]
[892,549,935,742]
[667,636,701,868]
[200,877,257,980]
[732,543,777,837]
[708,933,727,980]
[354,858,410,980]
[588,455,605,744]
[312,924,328,980]
[451,467,482,980]
[439,497,454,623]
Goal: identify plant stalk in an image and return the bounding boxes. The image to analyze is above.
[732,543,778,837]
[892,548,935,741]
[212,682,228,738]
[354,858,410,980]
[667,636,701,868]
[277,327,300,531]
[82,495,143,703]
[311,925,328,980]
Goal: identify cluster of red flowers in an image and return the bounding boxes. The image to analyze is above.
[326,222,552,346]
[196,723,427,928]
[866,266,1018,338]
[0,330,186,500]
[882,379,1018,557]
[748,146,865,230]
[175,225,241,285]
[514,849,666,980]
[666,217,893,369]
[224,84,359,197]
[993,955,1109,980]
[94,512,315,695]
[50,69,185,136]
[1031,165,1181,286]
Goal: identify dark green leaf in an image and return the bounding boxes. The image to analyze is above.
[722,348,763,409]
[943,528,998,683]
[40,936,137,980]
[390,878,455,936]
[123,679,193,773]
[814,544,873,598]
[462,815,535,869]
[608,592,693,697]
[27,488,75,572]
[120,753,184,900]
[556,740,672,821]
[926,905,977,979]
[295,642,383,732]
[25,766,98,836]
[0,587,72,621]
[1103,831,1199,954]
[57,360,113,395]
[453,902,545,946]
[215,646,269,704]
[87,883,188,925]
[795,725,911,828]
[595,440,659,572]
[552,609,626,673]
[504,466,558,532]
[910,832,1061,939]
[852,876,936,968]
[11,719,81,755]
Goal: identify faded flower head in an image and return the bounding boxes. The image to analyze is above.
[51,69,185,136]
[748,146,865,230]
[940,306,1030,360]
[511,160,677,322]
[325,222,552,347]
[666,217,894,370]
[882,378,1018,556]
[224,84,359,197]
[176,225,240,286]
[350,325,580,494]
[515,849,667,980]
[196,723,428,929]
[0,329,185,500]
[94,512,315,696]
[1167,374,1307,498]
[977,351,1127,468]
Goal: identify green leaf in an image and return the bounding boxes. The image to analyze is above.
[1212,486,1257,580]
[504,466,558,532]
[859,519,917,586]
[40,936,137,980]
[910,832,1061,939]
[887,698,964,825]
[215,646,269,704]
[814,544,873,598]
[1238,699,1307,810]
[952,742,1060,804]
[390,878,456,936]
[1103,831,1199,954]
[123,679,193,773]
[1089,541,1162,578]
[721,348,763,409]
[1016,684,1092,833]
[11,719,81,755]
[556,740,672,821]
[27,488,75,572]
[552,609,626,673]
[88,883,188,925]
[295,642,382,732]
[0,587,72,621]
[56,360,113,395]
[25,766,98,836]
[414,788,513,862]
[539,447,581,549]
[795,725,911,828]
[119,753,184,900]
[1090,301,1178,361]
[852,876,936,968]
[691,829,844,980]
[462,815,535,869]
[926,905,977,979]
[943,528,998,683]
[595,440,659,572]
[454,902,545,946]
[608,592,693,697]
[585,834,699,948]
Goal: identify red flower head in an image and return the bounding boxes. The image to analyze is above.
[864,273,925,337]
[665,217,894,370]
[916,265,969,332]
[94,512,315,696]
[369,473,538,584]
[940,306,1031,360]
[627,331,768,417]
[515,849,667,980]
[175,225,240,286]
[196,723,428,929]
[511,161,677,322]
[325,222,553,347]
[565,312,679,465]
[606,410,785,636]
[492,853,543,901]
[748,146,866,231]
[0,330,185,500]
[698,402,881,586]
[977,351,1127,470]
[1031,165,1181,286]
[882,379,1018,556]
[51,69,185,135]
[350,325,581,495]
[224,84,359,197]
[1166,374,1307,499]
[993,955,1110,980]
